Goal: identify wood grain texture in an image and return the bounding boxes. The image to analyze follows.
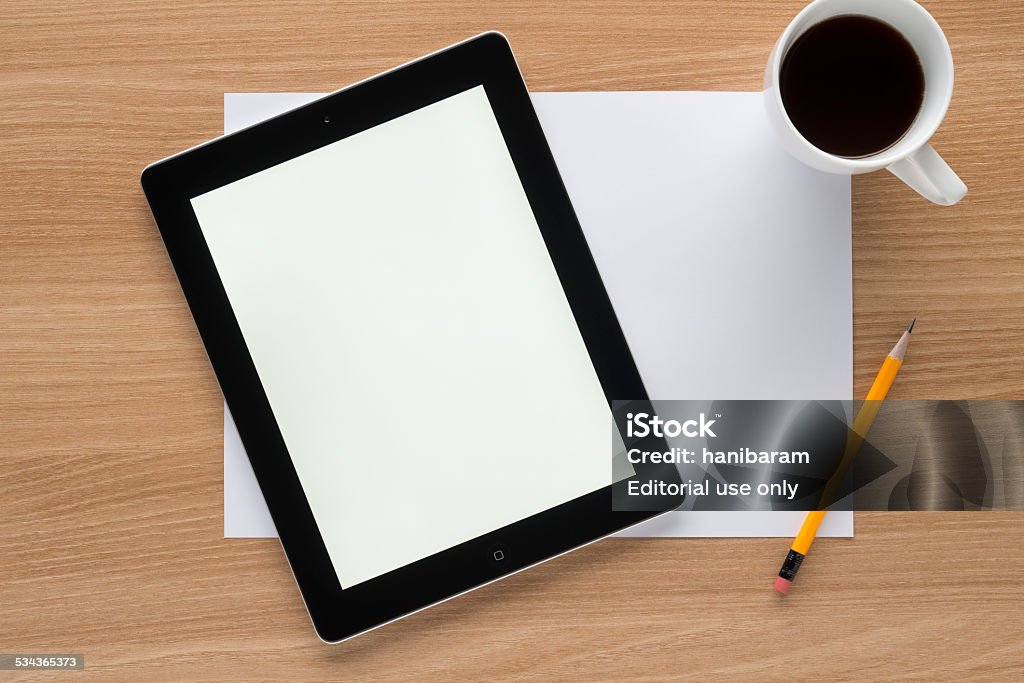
[1,1,1022,679]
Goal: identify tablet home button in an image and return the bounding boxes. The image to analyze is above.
[489,544,508,563]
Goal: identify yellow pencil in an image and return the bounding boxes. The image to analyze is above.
[773,319,915,594]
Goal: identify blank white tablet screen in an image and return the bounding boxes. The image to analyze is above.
[190,86,611,587]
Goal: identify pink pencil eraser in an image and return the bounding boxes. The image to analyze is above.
[774,576,792,594]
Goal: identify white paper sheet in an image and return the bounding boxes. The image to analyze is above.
[222,91,853,539]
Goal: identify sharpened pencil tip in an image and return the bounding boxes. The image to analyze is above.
[907,318,916,334]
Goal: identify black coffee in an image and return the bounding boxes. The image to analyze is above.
[780,14,925,158]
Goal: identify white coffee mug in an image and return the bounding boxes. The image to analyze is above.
[764,0,967,205]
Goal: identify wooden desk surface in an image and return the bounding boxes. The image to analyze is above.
[2,1,1022,679]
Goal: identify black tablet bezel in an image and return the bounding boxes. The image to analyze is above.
[142,32,678,643]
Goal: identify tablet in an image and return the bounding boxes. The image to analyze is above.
[142,33,677,643]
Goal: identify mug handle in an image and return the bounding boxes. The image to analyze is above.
[887,144,967,206]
